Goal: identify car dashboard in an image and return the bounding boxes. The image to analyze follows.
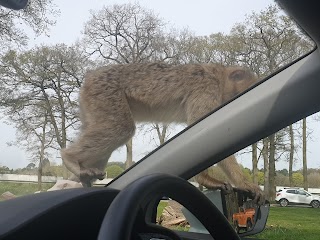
[0,188,119,240]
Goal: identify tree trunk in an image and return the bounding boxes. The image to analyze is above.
[289,125,294,187]
[125,138,133,169]
[41,87,68,179]
[252,143,258,184]
[268,134,276,201]
[58,93,69,180]
[38,158,43,191]
[262,138,269,200]
[155,123,168,145]
[302,118,308,190]
[38,116,47,191]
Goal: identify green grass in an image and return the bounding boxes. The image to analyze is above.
[157,200,190,232]
[0,182,55,197]
[157,200,168,219]
[253,206,320,240]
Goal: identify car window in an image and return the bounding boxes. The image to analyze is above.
[286,190,297,194]
[297,190,307,195]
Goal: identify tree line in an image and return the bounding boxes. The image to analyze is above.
[0,2,316,198]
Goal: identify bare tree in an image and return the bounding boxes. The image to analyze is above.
[82,3,168,64]
[0,44,92,178]
[302,118,308,190]
[262,138,269,200]
[6,106,53,190]
[154,123,169,145]
[0,0,59,49]
[268,134,276,200]
[179,33,244,65]
[252,143,258,184]
[125,138,133,169]
[37,113,49,190]
[289,124,294,186]
[229,5,314,76]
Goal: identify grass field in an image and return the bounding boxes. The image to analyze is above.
[0,182,54,197]
[157,201,168,219]
[253,206,320,240]
[157,201,320,240]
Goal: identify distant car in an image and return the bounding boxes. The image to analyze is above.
[275,188,320,208]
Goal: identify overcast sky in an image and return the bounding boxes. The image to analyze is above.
[1,0,319,171]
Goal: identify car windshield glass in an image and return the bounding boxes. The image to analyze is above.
[0,2,318,238]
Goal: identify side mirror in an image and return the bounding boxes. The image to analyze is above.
[181,189,270,236]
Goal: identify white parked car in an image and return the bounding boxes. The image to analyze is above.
[275,188,320,208]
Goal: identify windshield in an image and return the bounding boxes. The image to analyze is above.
[0,0,317,238]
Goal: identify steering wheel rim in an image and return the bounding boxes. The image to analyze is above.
[97,173,240,240]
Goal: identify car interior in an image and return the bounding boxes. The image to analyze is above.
[0,0,319,240]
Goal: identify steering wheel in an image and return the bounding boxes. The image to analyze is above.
[97,173,240,240]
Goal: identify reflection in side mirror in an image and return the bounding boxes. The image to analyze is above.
[180,189,270,237]
[229,188,270,237]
